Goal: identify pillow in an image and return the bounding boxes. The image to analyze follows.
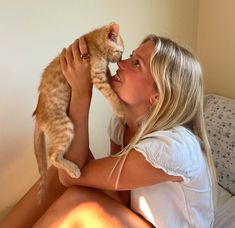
[204,94,235,195]
[217,184,232,207]
[214,196,235,228]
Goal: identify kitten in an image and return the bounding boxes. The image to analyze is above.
[33,23,124,202]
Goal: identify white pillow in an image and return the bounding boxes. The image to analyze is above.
[217,184,232,207]
[214,196,235,228]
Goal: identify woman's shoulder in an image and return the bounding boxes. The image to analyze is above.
[134,126,204,183]
[141,126,200,147]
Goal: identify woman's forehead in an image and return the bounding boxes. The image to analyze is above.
[134,40,155,58]
[132,40,155,70]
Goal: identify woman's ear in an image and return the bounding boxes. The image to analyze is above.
[149,93,158,105]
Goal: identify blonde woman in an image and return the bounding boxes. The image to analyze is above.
[1,35,216,227]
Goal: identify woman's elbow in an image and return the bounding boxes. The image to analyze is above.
[58,169,74,187]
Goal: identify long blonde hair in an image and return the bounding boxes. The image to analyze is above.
[114,35,217,206]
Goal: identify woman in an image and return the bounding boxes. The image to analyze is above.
[0,35,216,227]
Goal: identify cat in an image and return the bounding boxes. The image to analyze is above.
[33,22,124,202]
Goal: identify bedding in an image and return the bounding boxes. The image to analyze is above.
[204,94,235,228]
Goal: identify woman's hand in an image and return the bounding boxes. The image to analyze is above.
[60,37,93,101]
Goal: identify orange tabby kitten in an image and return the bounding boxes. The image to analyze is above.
[33,23,124,202]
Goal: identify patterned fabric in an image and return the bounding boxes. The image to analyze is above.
[204,94,235,195]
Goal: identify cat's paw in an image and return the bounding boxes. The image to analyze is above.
[68,167,81,178]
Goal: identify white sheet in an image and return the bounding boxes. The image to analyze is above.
[217,184,232,207]
[214,196,235,228]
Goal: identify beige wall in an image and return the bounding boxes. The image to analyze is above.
[197,0,235,99]
[0,0,199,218]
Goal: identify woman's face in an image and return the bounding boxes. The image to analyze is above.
[109,40,157,107]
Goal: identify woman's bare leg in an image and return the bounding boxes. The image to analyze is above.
[33,186,153,228]
[0,166,66,228]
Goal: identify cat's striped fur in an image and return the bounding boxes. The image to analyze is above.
[33,23,124,203]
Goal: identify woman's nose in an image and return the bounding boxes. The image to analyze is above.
[117,59,125,69]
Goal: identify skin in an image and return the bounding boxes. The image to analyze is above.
[0,38,182,228]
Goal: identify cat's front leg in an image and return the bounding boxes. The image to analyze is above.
[93,77,123,117]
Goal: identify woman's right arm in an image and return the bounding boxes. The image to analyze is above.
[60,37,94,169]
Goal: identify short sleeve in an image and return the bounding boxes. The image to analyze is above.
[107,115,125,146]
[134,127,203,184]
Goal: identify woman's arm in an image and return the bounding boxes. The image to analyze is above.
[59,149,183,191]
[60,37,94,168]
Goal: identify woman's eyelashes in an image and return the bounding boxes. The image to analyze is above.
[129,54,141,68]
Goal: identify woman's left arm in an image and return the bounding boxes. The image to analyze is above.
[59,149,183,191]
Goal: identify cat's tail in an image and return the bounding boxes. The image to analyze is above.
[34,121,48,204]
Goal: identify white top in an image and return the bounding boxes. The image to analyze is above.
[108,115,214,228]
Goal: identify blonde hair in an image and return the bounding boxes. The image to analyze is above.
[114,35,217,206]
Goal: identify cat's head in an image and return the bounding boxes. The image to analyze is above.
[86,23,124,62]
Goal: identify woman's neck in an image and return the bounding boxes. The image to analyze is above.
[122,103,149,134]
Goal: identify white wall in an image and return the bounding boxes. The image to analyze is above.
[197,0,235,99]
[0,0,199,218]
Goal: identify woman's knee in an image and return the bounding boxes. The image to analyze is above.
[34,186,152,228]
[59,186,100,204]
[59,186,85,202]
[34,187,123,228]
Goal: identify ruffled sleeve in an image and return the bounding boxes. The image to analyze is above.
[133,127,203,184]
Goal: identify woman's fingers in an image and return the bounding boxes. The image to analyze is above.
[66,45,74,67]
[64,37,89,67]
[71,39,80,62]
[79,36,89,58]
[71,37,89,62]
[60,37,91,86]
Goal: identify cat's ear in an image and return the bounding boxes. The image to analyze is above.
[108,22,119,41]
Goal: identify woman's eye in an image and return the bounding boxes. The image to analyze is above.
[129,54,140,68]
[133,60,140,67]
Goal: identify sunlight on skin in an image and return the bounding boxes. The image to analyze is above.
[51,202,123,228]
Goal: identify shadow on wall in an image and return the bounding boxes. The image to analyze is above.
[0,143,39,219]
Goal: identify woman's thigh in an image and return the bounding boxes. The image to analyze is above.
[0,166,66,228]
[33,186,153,228]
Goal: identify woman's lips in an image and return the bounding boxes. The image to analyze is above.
[111,71,122,83]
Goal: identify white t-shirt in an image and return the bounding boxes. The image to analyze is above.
[108,115,214,228]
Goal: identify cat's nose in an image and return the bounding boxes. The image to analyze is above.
[118,51,123,60]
